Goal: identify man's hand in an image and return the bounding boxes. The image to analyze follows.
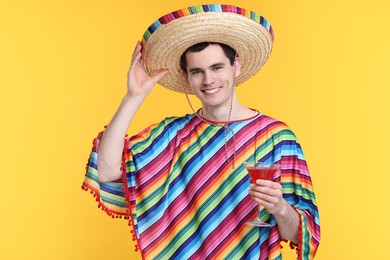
[249,179,299,244]
[248,179,286,215]
[127,41,168,98]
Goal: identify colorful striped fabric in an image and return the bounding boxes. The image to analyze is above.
[82,112,320,259]
[142,4,274,44]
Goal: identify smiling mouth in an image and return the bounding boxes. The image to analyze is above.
[202,87,222,94]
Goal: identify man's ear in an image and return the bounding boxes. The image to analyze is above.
[233,56,241,77]
[179,69,189,84]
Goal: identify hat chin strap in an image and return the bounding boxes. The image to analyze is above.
[178,70,237,168]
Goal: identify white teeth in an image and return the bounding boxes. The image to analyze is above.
[204,88,219,94]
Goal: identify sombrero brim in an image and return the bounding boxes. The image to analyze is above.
[141,4,274,94]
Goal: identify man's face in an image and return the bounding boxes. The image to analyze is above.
[184,44,240,110]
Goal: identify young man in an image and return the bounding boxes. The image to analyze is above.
[82,4,320,259]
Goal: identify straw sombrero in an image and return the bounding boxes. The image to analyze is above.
[141,4,274,94]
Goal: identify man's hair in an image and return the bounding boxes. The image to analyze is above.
[179,42,237,73]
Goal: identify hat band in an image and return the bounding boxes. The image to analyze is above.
[142,4,274,44]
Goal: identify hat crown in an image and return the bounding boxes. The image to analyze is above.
[141,4,274,94]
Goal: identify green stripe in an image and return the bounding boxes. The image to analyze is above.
[283,183,316,203]
[101,190,127,207]
[194,5,203,13]
[301,213,311,259]
[254,136,274,162]
[273,129,297,143]
[227,227,259,258]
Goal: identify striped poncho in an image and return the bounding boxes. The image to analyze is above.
[82,112,320,259]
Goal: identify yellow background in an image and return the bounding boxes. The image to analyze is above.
[1,0,389,259]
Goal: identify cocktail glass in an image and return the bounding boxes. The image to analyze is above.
[244,162,280,227]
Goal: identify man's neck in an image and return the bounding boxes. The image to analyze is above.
[201,101,254,122]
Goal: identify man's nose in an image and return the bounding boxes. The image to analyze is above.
[203,71,215,85]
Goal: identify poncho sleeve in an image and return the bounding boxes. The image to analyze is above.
[81,131,130,218]
[81,121,170,255]
[274,127,320,259]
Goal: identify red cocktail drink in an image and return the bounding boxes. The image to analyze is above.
[244,162,280,227]
[246,166,277,183]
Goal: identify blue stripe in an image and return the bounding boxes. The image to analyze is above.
[148,20,161,34]
[208,4,222,12]
[100,182,125,196]
[202,4,210,12]
[262,18,271,30]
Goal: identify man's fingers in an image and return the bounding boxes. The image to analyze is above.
[131,41,141,61]
[152,69,169,81]
[130,44,142,69]
[130,52,142,67]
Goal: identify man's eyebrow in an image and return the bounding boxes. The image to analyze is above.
[188,67,203,73]
[210,62,225,68]
[188,62,226,73]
